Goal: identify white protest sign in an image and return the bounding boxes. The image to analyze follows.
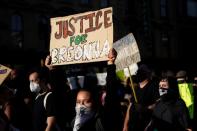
[50,7,113,65]
[96,72,107,86]
[113,33,141,71]
[124,63,138,77]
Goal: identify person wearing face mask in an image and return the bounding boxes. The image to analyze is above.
[176,70,194,121]
[28,69,58,131]
[43,48,123,131]
[123,64,160,131]
[70,48,123,131]
[73,89,100,131]
[145,77,192,131]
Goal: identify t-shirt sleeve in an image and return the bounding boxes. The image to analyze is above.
[45,93,57,117]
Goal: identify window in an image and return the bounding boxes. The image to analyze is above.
[160,0,167,17]
[161,32,169,42]
[160,31,170,57]
[11,13,23,48]
[187,0,197,17]
[11,14,23,32]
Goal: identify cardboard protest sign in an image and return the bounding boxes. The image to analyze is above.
[0,65,12,86]
[50,7,113,65]
[113,33,141,71]
[124,63,138,77]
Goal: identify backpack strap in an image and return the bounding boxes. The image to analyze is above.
[43,92,62,131]
[44,92,52,110]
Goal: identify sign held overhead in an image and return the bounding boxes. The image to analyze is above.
[50,7,113,66]
[113,33,141,71]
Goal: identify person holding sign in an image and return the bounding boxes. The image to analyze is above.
[123,64,159,131]
[45,48,122,131]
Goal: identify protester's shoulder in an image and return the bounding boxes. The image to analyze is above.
[175,98,186,106]
[94,112,105,131]
[147,80,160,99]
[150,78,159,86]
[45,92,55,102]
[147,80,158,91]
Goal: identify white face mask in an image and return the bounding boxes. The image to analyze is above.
[73,104,95,131]
[159,88,168,96]
[29,82,41,93]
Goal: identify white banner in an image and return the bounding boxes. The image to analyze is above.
[113,33,141,71]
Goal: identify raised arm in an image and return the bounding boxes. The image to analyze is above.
[103,48,123,131]
[105,48,118,102]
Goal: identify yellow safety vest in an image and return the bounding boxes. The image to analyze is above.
[178,83,194,119]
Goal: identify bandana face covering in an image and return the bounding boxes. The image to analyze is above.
[159,88,168,96]
[73,104,95,131]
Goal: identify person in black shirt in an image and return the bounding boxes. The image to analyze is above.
[29,69,58,131]
[145,77,192,131]
[123,64,159,131]
[45,48,122,131]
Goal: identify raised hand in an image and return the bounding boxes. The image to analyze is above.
[45,55,54,70]
[108,48,117,65]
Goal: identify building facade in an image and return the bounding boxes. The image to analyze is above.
[0,0,197,68]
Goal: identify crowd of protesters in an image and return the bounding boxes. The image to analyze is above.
[0,48,197,131]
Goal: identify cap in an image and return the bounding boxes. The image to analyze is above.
[176,70,187,78]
